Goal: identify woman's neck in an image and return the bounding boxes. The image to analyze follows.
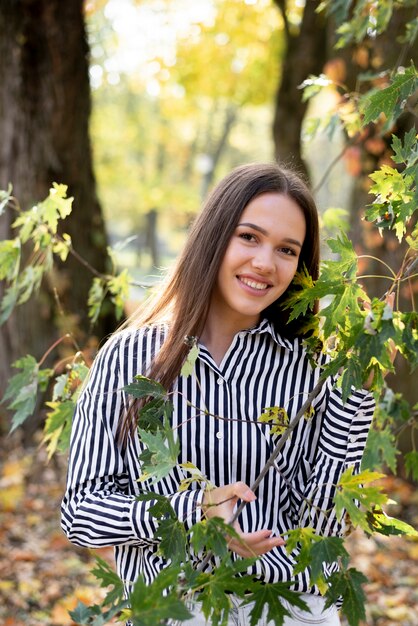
[200,311,260,366]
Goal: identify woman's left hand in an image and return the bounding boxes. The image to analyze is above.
[202,481,285,558]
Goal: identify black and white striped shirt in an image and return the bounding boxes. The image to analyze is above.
[61,319,375,595]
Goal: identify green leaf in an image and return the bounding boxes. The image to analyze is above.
[285,527,321,576]
[190,517,233,558]
[400,312,418,369]
[405,451,418,482]
[334,467,387,531]
[88,277,107,324]
[326,567,367,626]
[129,569,192,626]
[156,516,187,563]
[69,601,96,624]
[181,343,199,377]
[246,583,309,626]
[125,375,166,400]
[391,128,418,166]
[194,558,257,626]
[137,397,166,432]
[366,508,418,537]
[3,355,54,433]
[310,537,349,586]
[108,269,131,319]
[16,265,44,305]
[138,427,179,484]
[42,400,75,458]
[361,426,399,473]
[0,238,20,280]
[361,64,418,125]
[0,282,18,325]
[91,555,125,606]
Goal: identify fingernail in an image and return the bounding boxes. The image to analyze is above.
[244,489,256,500]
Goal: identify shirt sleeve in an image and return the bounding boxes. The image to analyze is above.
[60,332,204,549]
[289,377,375,536]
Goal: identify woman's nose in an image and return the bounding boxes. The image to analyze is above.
[251,247,275,273]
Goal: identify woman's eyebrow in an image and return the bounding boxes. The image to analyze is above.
[237,222,303,248]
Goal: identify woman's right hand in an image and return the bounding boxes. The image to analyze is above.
[202,481,285,558]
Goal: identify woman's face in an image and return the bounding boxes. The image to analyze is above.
[210,192,306,330]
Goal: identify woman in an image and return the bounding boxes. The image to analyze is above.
[61,163,375,625]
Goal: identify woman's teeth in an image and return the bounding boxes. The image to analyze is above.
[240,277,269,290]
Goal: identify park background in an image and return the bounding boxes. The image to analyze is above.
[0,0,417,624]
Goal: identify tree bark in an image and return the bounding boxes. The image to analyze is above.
[272,0,328,179]
[0,0,114,435]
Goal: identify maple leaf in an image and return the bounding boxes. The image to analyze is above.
[285,527,321,576]
[43,399,75,459]
[69,601,96,624]
[258,406,289,436]
[137,426,179,484]
[124,375,167,400]
[3,355,54,432]
[310,537,349,587]
[366,508,418,538]
[245,583,309,626]
[361,426,399,473]
[361,63,418,125]
[190,518,240,558]
[129,569,192,626]
[90,555,125,606]
[194,558,257,626]
[325,568,367,626]
[334,467,387,531]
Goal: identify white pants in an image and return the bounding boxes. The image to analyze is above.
[172,593,340,625]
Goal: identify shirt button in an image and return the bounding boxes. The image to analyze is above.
[216,432,223,439]
[349,434,358,444]
[217,377,224,385]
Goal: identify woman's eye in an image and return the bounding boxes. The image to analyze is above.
[280,247,296,256]
[239,232,256,242]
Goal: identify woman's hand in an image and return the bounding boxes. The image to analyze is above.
[202,481,285,558]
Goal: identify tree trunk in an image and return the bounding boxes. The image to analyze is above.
[0,0,114,436]
[272,0,328,179]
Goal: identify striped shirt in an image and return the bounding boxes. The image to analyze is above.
[61,318,375,596]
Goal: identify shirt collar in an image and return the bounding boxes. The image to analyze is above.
[240,318,295,351]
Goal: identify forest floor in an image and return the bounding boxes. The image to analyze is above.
[1,437,417,626]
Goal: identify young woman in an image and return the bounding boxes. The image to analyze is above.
[61,163,375,625]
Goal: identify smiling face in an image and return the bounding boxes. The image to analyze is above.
[209,192,306,332]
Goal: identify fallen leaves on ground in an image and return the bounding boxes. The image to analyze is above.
[0,440,417,625]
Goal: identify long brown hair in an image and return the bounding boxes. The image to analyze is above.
[120,162,320,434]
